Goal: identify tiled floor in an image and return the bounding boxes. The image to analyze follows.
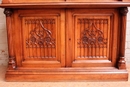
[0,64,130,87]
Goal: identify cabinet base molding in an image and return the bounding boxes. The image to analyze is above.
[5,67,128,81]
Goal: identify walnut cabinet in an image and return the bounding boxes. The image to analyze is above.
[0,0,130,81]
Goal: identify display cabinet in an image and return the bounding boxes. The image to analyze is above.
[0,0,130,81]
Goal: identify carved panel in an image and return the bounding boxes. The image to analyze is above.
[26,20,55,48]
[75,16,111,59]
[77,19,108,48]
[22,17,57,59]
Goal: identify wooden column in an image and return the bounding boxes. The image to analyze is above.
[4,8,16,70]
[118,7,128,69]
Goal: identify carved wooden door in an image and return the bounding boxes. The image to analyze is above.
[14,9,65,68]
[66,9,119,67]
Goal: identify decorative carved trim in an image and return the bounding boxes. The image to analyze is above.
[9,57,16,69]
[118,57,126,69]
[25,19,55,24]
[4,8,13,17]
[26,21,55,48]
[78,19,107,48]
[78,19,108,24]
[120,7,128,16]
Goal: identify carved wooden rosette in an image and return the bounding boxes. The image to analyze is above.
[118,7,128,69]
[4,8,16,69]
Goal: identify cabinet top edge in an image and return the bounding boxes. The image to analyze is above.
[0,2,130,8]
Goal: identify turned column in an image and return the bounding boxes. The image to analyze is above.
[4,8,16,69]
[118,7,128,69]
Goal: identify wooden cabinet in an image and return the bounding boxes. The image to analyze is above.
[0,0,130,81]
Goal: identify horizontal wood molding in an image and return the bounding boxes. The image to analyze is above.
[5,68,128,81]
[2,0,128,4]
[0,2,130,8]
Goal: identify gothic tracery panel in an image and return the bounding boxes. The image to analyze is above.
[26,19,55,48]
[22,17,58,60]
[75,16,111,60]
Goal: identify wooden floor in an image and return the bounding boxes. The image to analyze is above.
[0,64,130,87]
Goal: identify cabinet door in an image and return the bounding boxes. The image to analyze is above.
[14,9,65,68]
[66,9,119,67]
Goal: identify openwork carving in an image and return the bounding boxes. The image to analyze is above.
[26,21,55,48]
[9,57,16,69]
[78,19,107,48]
